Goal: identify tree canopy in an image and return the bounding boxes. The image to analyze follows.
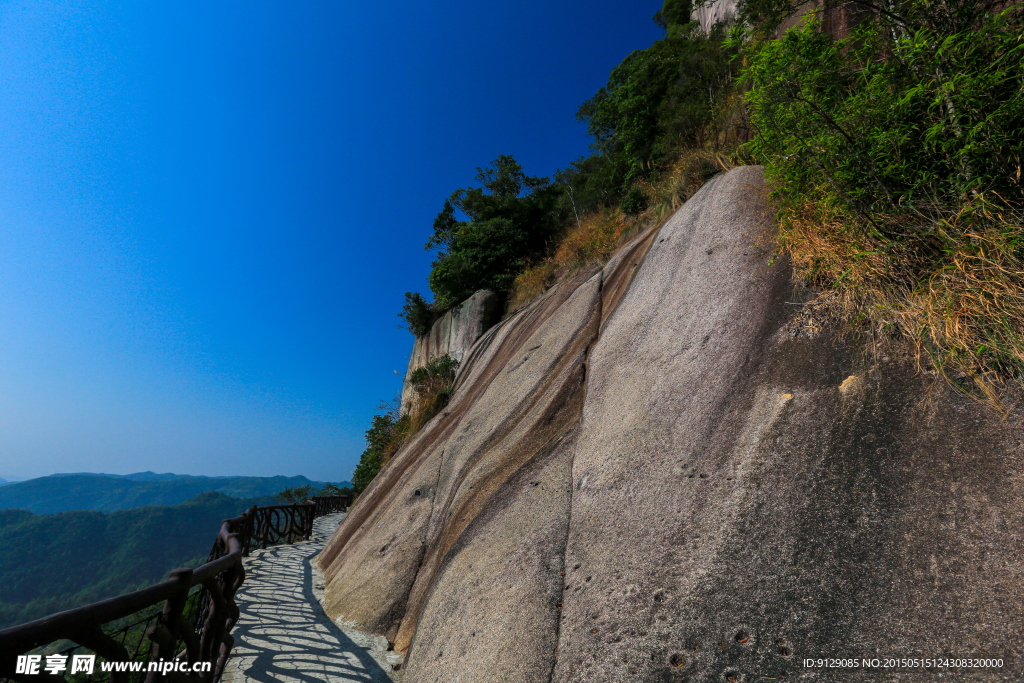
[424,155,564,309]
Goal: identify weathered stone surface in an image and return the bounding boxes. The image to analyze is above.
[553,166,1024,682]
[319,266,619,681]
[693,0,740,32]
[322,167,1024,682]
[400,289,500,415]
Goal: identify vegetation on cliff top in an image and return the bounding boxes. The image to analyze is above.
[742,0,1024,408]
[399,0,737,327]
[366,0,1022,493]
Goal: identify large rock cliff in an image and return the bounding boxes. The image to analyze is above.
[399,289,500,415]
[320,167,1023,682]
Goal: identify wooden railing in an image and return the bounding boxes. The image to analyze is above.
[0,495,350,683]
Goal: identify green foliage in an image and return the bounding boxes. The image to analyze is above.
[317,483,349,497]
[425,155,566,308]
[409,10,737,320]
[654,0,694,31]
[745,6,1024,233]
[409,355,459,398]
[351,357,461,494]
[274,485,313,504]
[620,186,650,216]
[0,492,275,629]
[351,397,410,494]
[399,291,439,336]
[743,1,1024,404]
[577,22,736,188]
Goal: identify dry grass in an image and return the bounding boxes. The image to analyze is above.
[781,197,1024,414]
[506,209,637,312]
[507,144,746,313]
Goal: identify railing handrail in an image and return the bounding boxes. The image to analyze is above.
[0,494,351,683]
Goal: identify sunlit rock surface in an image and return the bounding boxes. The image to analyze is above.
[399,289,500,415]
[694,0,740,32]
[320,167,1024,682]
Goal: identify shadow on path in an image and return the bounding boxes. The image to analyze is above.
[222,514,395,683]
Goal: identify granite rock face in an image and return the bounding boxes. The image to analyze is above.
[320,167,1024,682]
[400,289,500,415]
[693,0,740,32]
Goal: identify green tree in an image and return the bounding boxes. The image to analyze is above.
[399,291,439,336]
[317,483,349,497]
[425,155,564,308]
[351,413,401,493]
[274,485,313,504]
[576,19,735,186]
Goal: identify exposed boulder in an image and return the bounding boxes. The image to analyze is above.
[693,0,740,32]
[400,289,500,415]
[320,167,1024,682]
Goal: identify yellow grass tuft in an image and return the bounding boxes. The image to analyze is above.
[780,196,1024,414]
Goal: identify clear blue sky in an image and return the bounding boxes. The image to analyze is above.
[0,1,664,483]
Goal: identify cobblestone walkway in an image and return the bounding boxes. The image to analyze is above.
[221,514,399,683]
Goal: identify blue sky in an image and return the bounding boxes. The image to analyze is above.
[0,1,664,483]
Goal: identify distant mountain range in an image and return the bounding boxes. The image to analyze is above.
[0,491,279,629]
[0,472,352,514]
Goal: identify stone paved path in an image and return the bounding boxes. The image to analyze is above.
[221,514,399,683]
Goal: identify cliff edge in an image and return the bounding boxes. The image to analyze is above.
[320,166,1023,682]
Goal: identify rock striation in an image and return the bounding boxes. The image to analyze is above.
[320,167,1024,682]
[693,0,740,33]
[400,289,500,415]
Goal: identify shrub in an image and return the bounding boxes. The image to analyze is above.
[424,156,565,308]
[744,2,1024,408]
[620,187,649,216]
[274,485,313,504]
[409,355,459,400]
[350,358,460,493]
[399,292,440,336]
[577,19,736,187]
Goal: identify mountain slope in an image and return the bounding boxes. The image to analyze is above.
[0,491,276,629]
[0,473,350,513]
[318,167,1024,682]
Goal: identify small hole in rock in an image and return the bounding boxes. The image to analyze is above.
[669,653,686,668]
[735,630,749,644]
[414,490,421,496]
[725,674,738,683]
[779,647,790,657]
